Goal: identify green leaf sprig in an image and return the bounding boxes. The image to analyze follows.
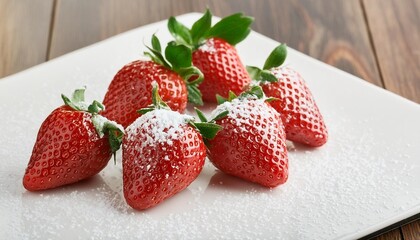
[138,84,222,141]
[144,35,204,105]
[168,9,254,50]
[62,88,124,161]
[215,85,276,105]
[246,44,288,84]
[193,86,273,141]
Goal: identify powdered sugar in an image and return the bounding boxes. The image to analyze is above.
[125,109,194,146]
[271,66,299,80]
[198,38,216,53]
[75,101,90,110]
[210,97,272,132]
[249,79,262,87]
[92,114,124,137]
[5,118,418,240]
[151,80,158,88]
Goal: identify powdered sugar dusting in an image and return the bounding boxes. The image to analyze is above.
[249,79,261,87]
[151,80,158,88]
[76,101,90,110]
[125,109,194,146]
[198,38,216,53]
[5,116,418,240]
[92,115,124,137]
[210,97,270,132]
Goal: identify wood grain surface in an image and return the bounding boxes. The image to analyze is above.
[0,0,54,77]
[0,0,419,239]
[402,220,420,240]
[372,228,402,240]
[49,0,382,86]
[363,0,420,103]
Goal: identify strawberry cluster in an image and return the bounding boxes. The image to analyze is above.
[23,10,328,210]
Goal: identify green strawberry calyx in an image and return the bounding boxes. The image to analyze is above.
[144,34,204,105]
[215,85,276,105]
[138,83,222,140]
[62,88,124,160]
[168,9,254,50]
[196,86,268,137]
[137,81,171,114]
[246,44,288,84]
[207,86,277,126]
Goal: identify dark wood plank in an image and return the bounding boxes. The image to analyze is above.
[49,0,193,59]
[363,0,420,103]
[371,228,402,240]
[49,0,381,87]
[402,220,420,240]
[0,0,54,78]
[245,0,382,86]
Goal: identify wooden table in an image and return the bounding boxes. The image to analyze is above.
[1,0,419,239]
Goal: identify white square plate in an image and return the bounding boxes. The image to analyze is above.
[0,13,419,240]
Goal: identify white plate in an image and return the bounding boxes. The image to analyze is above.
[0,13,419,240]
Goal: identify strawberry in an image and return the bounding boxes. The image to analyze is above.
[23,88,124,191]
[123,83,221,210]
[168,10,253,102]
[247,44,328,147]
[199,86,289,187]
[102,35,204,128]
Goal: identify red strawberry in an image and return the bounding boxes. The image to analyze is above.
[247,44,328,147]
[193,38,251,102]
[102,35,204,128]
[23,88,124,191]
[123,84,220,210]
[102,60,187,128]
[201,86,289,187]
[168,10,253,102]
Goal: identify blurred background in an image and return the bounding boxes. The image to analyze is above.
[0,0,419,238]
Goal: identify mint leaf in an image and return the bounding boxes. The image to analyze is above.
[263,44,287,70]
[206,13,253,45]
